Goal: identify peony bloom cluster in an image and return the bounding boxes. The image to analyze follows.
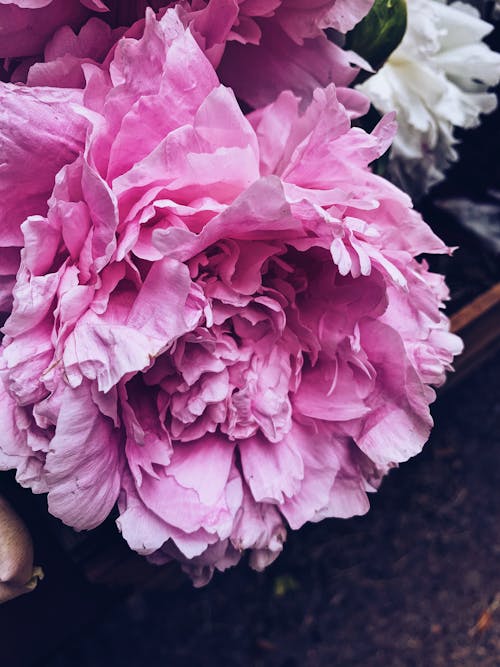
[357,0,500,199]
[0,0,371,314]
[1,0,371,98]
[0,9,462,584]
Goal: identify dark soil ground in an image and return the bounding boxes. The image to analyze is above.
[33,351,499,667]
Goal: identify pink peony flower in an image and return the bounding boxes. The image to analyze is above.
[217,17,368,109]
[0,0,372,61]
[0,85,87,312]
[1,1,371,301]
[0,10,461,584]
[2,0,372,109]
[172,0,374,68]
[0,0,106,59]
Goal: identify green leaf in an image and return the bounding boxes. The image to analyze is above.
[345,0,407,72]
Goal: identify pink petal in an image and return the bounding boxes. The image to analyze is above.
[240,432,304,504]
[45,381,121,530]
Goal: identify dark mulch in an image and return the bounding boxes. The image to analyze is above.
[36,351,500,667]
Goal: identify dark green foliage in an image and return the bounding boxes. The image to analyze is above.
[346,0,408,72]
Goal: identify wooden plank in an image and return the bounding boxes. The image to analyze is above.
[447,282,500,388]
[450,282,500,333]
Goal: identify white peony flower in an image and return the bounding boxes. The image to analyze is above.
[357,0,500,198]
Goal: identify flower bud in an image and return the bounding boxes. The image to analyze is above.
[0,496,43,604]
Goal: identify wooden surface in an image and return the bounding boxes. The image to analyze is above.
[448,282,500,389]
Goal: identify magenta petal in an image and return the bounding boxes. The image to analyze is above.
[117,470,177,555]
[280,422,341,529]
[0,372,39,477]
[136,458,241,537]
[45,382,121,530]
[240,433,304,504]
[232,483,286,570]
[2,320,53,406]
[166,434,235,506]
[357,320,433,465]
[0,0,89,59]
[294,356,372,422]
[276,0,374,37]
[127,258,200,341]
[219,24,360,108]
[0,84,85,247]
